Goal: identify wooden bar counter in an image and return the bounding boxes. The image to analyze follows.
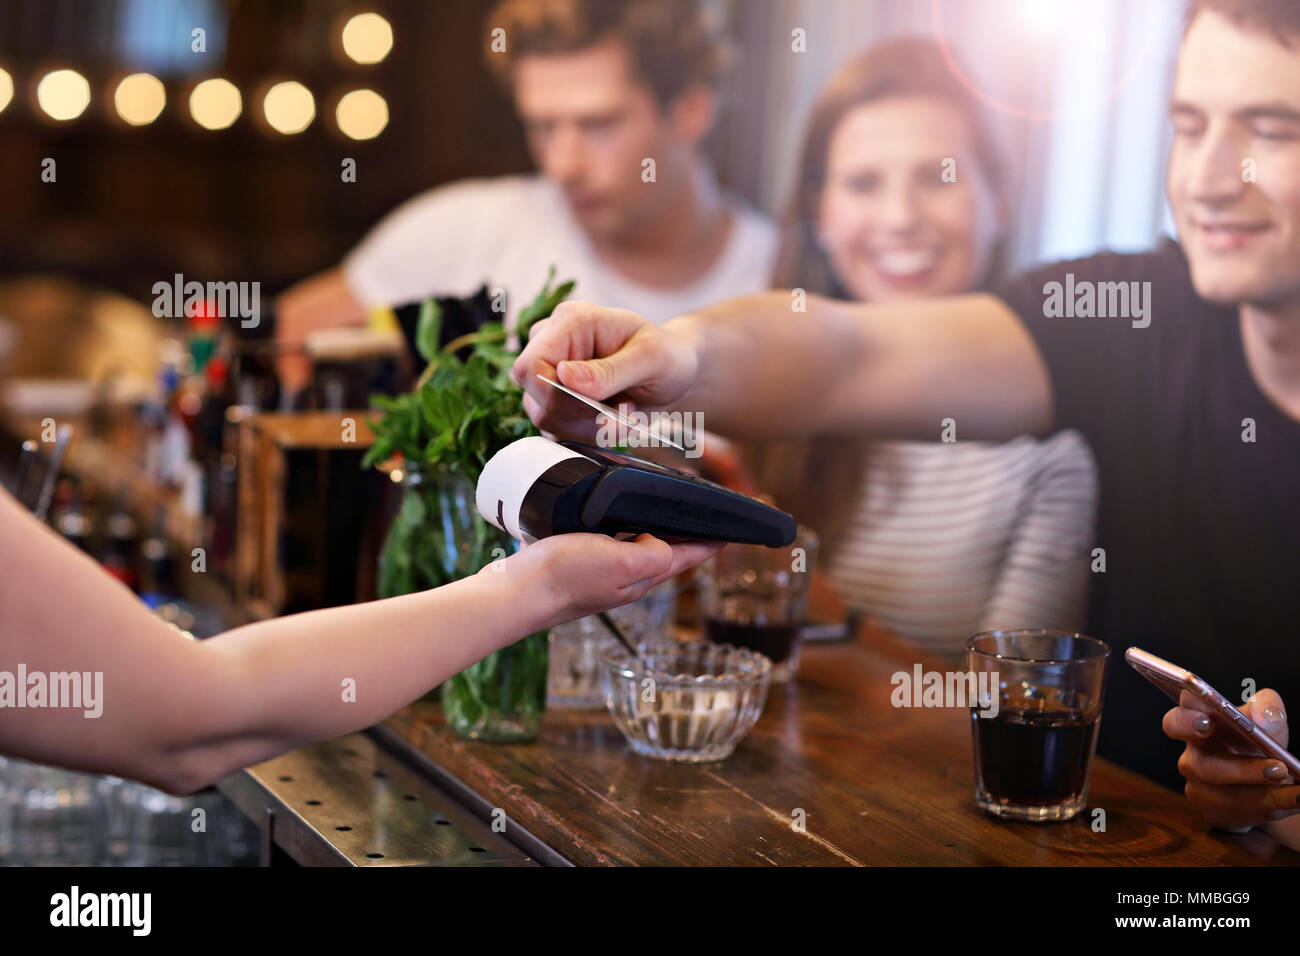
[379,621,1300,866]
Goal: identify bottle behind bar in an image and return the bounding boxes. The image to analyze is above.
[52,476,92,553]
[101,488,140,592]
[139,504,175,608]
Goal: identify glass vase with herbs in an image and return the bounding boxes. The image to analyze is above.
[363,270,575,741]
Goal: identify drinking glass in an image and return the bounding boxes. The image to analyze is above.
[694,526,818,682]
[967,630,1110,822]
[548,578,677,709]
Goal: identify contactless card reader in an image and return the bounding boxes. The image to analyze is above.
[476,436,796,547]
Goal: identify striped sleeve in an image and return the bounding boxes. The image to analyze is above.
[977,429,1098,634]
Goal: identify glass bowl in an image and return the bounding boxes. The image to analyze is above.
[600,639,772,762]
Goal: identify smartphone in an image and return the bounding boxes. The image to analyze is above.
[1125,646,1300,780]
[801,616,851,643]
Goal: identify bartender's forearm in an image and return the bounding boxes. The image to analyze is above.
[0,481,561,794]
[666,291,1051,441]
[187,557,556,790]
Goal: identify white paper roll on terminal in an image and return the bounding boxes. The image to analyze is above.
[476,436,590,542]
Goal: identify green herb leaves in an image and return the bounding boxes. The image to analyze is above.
[361,269,576,483]
[516,267,576,345]
[415,298,442,364]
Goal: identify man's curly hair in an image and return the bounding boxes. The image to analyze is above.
[485,0,732,107]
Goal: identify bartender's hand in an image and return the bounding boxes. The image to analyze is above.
[511,302,699,444]
[488,531,721,627]
[1164,688,1300,832]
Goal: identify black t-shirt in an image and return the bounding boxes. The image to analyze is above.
[994,239,1300,791]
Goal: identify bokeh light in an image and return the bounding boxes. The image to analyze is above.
[36,69,91,121]
[262,80,315,134]
[114,73,166,126]
[335,88,388,140]
[342,13,393,64]
[189,77,241,130]
[0,68,13,114]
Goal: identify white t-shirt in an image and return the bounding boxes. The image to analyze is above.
[343,174,778,326]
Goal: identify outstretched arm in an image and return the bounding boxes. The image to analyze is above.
[0,486,719,794]
[515,292,1054,445]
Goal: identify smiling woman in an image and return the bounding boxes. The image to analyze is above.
[735,38,1098,659]
[772,38,1009,300]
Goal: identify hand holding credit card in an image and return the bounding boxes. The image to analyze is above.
[511,303,699,443]
[535,373,686,451]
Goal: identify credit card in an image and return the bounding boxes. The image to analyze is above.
[536,373,685,451]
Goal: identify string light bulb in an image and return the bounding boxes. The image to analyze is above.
[342,13,393,64]
[0,67,13,115]
[335,88,388,139]
[189,77,241,130]
[263,80,315,134]
[37,69,91,121]
[114,73,166,126]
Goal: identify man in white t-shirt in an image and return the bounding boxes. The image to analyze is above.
[274,0,777,393]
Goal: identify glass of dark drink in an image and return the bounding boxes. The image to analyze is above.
[967,630,1109,822]
[695,526,818,683]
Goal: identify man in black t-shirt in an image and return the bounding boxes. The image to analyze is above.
[512,0,1300,850]
[993,241,1299,798]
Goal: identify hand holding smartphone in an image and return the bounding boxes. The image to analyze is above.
[1126,646,1300,781]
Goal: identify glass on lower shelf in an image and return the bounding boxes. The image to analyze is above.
[547,577,678,710]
